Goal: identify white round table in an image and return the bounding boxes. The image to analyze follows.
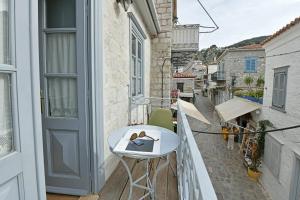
[108,125,179,200]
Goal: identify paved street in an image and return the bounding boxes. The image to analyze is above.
[188,94,270,200]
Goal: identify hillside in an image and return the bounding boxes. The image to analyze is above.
[196,35,269,64]
[227,35,269,48]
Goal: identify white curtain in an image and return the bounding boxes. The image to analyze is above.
[0,74,12,156]
[0,0,10,64]
[46,33,78,117]
[0,0,12,157]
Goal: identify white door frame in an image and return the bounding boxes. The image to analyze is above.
[29,0,47,198]
[88,0,106,192]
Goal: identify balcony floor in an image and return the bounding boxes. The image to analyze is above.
[99,152,178,200]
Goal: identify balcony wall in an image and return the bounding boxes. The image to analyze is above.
[177,103,217,200]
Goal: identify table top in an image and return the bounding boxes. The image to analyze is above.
[108,125,179,159]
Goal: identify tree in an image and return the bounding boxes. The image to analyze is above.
[244,76,254,90]
[256,75,265,88]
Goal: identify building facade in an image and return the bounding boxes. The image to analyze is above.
[210,45,266,105]
[259,17,300,200]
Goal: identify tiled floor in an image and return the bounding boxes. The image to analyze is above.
[189,94,270,200]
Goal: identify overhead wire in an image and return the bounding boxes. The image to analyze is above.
[192,124,300,136]
[195,0,219,33]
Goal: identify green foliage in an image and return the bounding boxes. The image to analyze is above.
[250,120,273,171]
[257,120,274,157]
[234,89,264,98]
[195,45,224,65]
[244,76,254,89]
[256,75,265,88]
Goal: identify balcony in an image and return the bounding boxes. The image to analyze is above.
[99,98,217,200]
[211,71,226,81]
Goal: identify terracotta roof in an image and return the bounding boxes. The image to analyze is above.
[238,44,263,49]
[262,16,300,45]
[173,72,196,78]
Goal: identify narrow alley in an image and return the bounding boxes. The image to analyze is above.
[188,94,270,200]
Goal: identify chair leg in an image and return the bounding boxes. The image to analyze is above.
[169,162,177,177]
[161,156,177,177]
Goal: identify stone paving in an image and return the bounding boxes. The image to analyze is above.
[188,94,270,200]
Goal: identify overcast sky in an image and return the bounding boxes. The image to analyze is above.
[178,0,300,49]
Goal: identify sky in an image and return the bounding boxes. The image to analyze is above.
[178,0,300,49]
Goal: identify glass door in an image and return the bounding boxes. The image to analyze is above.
[40,0,90,195]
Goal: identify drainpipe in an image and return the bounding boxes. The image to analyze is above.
[160,57,171,107]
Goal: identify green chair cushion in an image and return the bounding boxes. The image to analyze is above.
[148,108,174,132]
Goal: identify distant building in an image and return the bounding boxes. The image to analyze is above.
[172,72,196,101]
[210,44,265,105]
[206,63,218,103]
[259,17,300,200]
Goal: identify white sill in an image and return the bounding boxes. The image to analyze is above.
[271,106,286,113]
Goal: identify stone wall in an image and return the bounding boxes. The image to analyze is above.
[220,49,266,89]
[172,78,195,93]
[150,0,173,98]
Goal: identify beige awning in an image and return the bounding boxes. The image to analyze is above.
[178,99,211,124]
[215,97,262,122]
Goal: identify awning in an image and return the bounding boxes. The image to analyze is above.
[215,97,261,122]
[179,92,194,98]
[178,99,211,125]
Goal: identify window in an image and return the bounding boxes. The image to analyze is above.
[130,20,144,97]
[0,0,14,158]
[272,67,288,111]
[264,135,282,178]
[244,57,257,73]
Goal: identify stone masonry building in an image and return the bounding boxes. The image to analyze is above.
[210,44,266,105]
[150,0,174,99]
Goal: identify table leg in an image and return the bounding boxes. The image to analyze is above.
[117,155,134,200]
[152,155,170,200]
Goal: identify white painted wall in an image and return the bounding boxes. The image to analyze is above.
[207,64,218,74]
[101,1,152,180]
[260,22,300,200]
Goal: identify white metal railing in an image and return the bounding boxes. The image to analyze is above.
[177,104,217,200]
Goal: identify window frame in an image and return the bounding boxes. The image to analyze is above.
[129,16,145,98]
[244,56,257,73]
[0,0,21,158]
[271,66,288,112]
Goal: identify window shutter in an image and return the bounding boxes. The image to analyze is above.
[264,135,281,178]
[272,73,279,107]
[245,59,250,72]
[252,59,256,72]
[278,73,286,108]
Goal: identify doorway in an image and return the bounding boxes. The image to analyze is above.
[39,0,91,195]
[177,82,184,92]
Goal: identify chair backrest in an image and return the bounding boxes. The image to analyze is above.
[148,108,174,131]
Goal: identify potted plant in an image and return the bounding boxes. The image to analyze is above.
[247,141,262,181]
[247,120,273,181]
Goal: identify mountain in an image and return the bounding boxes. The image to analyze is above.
[194,45,224,65]
[195,36,269,65]
[227,36,269,48]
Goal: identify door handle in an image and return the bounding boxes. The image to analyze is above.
[40,91,45,114]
